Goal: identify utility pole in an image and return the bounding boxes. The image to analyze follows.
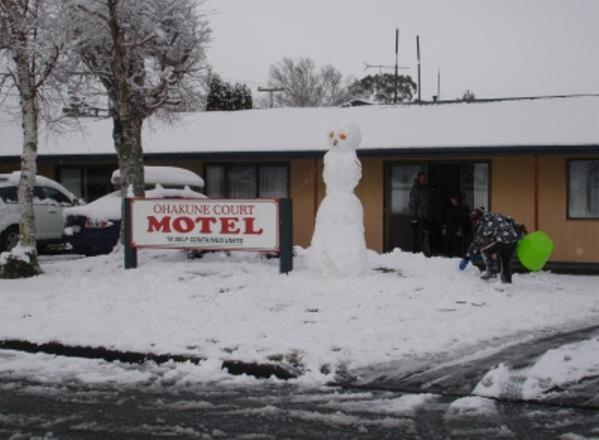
[437,67,441,101]
[364,28,409,104]
[416,35,422,103]
[257,86,285,108]
[394,28,399,104]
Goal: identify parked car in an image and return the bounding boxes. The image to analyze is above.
[0,172,80,252]
[63,166,206,255]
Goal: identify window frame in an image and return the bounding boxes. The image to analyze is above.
[203,162,290,199]
[566,158,599,220]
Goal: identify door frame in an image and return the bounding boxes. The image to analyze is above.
[383,159,492,253]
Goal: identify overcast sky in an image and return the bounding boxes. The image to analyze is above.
[203,0,599,101]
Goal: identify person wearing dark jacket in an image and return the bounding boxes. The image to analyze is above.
[459,210,525,283]
[408,172,432,254]
[442,194,470,257]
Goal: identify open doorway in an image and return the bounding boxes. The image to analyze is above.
[428,163,462,255]
[384,161,490,256]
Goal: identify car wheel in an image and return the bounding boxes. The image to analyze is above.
[1,226,19,252]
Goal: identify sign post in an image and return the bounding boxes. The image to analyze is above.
[278,198,293,274]
[123,197,137,269]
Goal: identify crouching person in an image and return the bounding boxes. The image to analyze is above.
[459,209,526,284]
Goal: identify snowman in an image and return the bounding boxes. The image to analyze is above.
[308,123,368,277]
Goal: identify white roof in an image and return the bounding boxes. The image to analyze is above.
[1,96,598,157]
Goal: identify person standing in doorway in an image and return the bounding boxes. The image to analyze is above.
[442,194,470,257]
[408,171,432,254]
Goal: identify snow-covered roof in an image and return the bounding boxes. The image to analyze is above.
[111,166,205,188]
[1,96,598,158]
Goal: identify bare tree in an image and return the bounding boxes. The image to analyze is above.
[69,0,211,200]
[268,57,350,107]
[0,0,69,277]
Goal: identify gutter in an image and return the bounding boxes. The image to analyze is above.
[2,144,598,164]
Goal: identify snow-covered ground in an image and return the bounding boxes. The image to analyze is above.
[0,248,598,391]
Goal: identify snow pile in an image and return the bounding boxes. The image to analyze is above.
[521,338,599,399]
[0,248,598,385]
[323,393,437,416]
[444,396,498,418]
[309,123,368,277]
[474,338,599,400]
[0,244,33,265]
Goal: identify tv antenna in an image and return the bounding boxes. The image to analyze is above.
[364,28,410,103]
[257,86,285,108]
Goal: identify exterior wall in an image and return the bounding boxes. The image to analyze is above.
[0,162,20,174]
[2,152,597,265]
[356,159,384,252]
[290,159,319,248]
[291,158,384,252]
[490,156,535,232]
[38,164,57,179]
[491,154,599,263]
[538,155,599,263]
[0,162,57,179]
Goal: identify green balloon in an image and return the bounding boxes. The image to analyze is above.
[516,231,554,271]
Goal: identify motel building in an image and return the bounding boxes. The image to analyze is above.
[1,95,598,273]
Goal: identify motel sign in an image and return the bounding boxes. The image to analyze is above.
[123,198,293,273]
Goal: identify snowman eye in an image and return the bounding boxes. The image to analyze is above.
[339,133,347,140]
[329,131,334,139]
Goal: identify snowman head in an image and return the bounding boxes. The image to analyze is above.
[327,123,361,152]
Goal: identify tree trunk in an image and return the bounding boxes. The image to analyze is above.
[107,0,145,246]
[113,114,145,198]
[9,30,41,275]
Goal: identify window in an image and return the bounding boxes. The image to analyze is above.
[388,164,425,214]
[56,166,113,202]
[33,186,47,201]
[59,168,83,199]
[387,162,490,215]
[463,162,490,212]
[205,164,288,198]
[228,166,257,198]
[568,160,599,219]
[0,186,17,203]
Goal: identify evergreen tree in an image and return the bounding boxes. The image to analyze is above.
[348,73,417,104]
[206,75,252,111]
[460,89,476,102]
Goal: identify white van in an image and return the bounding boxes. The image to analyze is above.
[0,172,79,252]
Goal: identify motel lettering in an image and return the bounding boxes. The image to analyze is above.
[147,215,264,235]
